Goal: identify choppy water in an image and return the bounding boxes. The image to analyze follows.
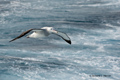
[0,0,120,80]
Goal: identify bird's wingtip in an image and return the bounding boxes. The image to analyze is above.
[69,40,72,45]
[65,40,71,45]
[9,38,16,42]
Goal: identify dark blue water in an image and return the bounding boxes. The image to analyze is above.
[0,0,120,80]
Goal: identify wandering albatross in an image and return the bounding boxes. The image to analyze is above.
[9,27,71,44]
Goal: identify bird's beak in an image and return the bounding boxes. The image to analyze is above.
[53,30,58,33]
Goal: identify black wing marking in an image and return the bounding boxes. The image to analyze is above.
[53,31,71,44]
[9,29,34,42]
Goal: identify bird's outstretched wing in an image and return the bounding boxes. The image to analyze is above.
[9,28,45,42]
[53,31,71,44]
[9,29,34,42]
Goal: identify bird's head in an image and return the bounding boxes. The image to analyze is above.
[42,27,58,33]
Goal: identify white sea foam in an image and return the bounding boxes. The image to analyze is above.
[70,0,120,8]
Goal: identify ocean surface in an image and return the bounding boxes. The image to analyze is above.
[0,0,120,80]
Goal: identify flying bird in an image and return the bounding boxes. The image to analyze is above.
[9,27,71,44]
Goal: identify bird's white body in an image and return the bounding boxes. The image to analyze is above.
[27,27,52,38]
[28,32,44,38]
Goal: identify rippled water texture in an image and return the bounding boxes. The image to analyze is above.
[0,0,120,80]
